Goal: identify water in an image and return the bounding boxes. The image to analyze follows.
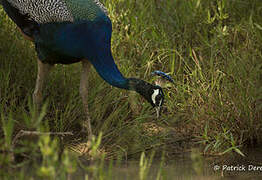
[3,148,262,179]
[77,148,262,180]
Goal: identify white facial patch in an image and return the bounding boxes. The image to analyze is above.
[152,89,160,105]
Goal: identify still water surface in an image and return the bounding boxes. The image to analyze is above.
[77,148,262,179]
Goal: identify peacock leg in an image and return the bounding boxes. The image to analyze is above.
[80,60,93,140]
[33,59,53,113]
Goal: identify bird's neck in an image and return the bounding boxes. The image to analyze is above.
[127,78,153,95]
[126,78,155,106]
[84,22,153,93]
[89,49,129,89]
[89,51,153,96]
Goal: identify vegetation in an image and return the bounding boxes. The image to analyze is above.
[0,0,261,179]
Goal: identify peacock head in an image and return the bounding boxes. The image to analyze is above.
[128,78,165,118]
[146,85,164,118]
[128,71,173,118]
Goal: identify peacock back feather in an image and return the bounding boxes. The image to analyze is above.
[6,0,107,23]
[65,0,107,21]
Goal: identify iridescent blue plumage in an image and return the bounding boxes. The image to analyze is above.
[34,14,128,89]
[2,0,129,89]
[1,0,167,138]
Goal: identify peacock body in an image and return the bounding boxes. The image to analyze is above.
[1,0,166,138]
[3,0,129,87]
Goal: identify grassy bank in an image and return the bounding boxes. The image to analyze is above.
[0,0,262,178]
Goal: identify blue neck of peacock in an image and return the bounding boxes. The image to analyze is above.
[80,16,154,95]
[89,49,129,89]
[89,48,154,102]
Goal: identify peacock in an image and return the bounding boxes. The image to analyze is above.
[1,0,171,139]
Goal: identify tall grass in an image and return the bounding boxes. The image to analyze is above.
[0,0,262,178]
[106,0,262,155]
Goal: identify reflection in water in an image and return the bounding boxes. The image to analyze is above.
[75,148,262,179]
[110,154,217,180]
